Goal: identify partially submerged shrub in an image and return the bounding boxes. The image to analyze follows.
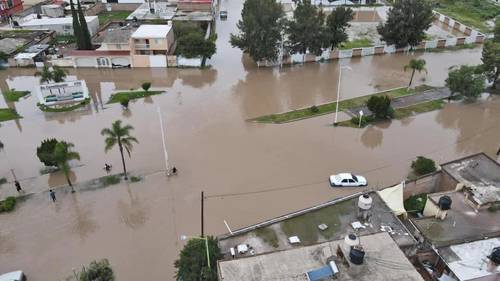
[309,105,319,113]
[0,196,17,212]
[411,156,437,175]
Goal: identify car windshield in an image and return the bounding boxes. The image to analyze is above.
[351,174,358,181]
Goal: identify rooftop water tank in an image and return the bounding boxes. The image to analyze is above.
[438,196,452,210]
[358,194,373,210]
[344,234,359,247]
[349,247,365,265]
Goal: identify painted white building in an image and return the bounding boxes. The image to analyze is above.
[36,80,89,105]
[20,16,99,36]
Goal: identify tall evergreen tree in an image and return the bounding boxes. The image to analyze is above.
[77,0,92,50]
[377,0,433,48]
[70,0,83,49]
[286,0,327,55]
[230,0,285,63]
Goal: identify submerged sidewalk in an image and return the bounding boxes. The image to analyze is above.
[345,87,451,117]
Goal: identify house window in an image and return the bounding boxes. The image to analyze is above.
[63,25,71,30]
[136,50,150,55]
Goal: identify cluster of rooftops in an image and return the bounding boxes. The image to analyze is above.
[215,152,500,281]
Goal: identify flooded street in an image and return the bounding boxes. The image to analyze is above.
[0,0,497,279]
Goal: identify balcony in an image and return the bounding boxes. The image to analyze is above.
[134,43,150,49]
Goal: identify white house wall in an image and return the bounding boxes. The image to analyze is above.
[149,55,167,67]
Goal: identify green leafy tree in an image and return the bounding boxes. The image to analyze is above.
[101,120,138,180]
[176,33,216,59]
[446,65,485,101]
[77,0,92,50]
[37,138,59,167]
[367,95,393,119]
[53,141,80,192]
[481,41,500,89]
[286,0,327,55]
[377,0,433,48]
[411,156,436,175]
[79,259,115,281]
[175,236,221,281]
[324,6,354,49]
[141,82,151,92]
[404,58,427,88]
[230,0,285,63]
[70,0,82,49]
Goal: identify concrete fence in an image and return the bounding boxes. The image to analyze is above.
[268,11,486,67]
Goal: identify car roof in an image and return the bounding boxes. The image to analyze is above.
[0,271,23,281]
[337,173,353,179]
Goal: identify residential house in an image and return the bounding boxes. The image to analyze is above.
[0,0,23,20]
[130,24,174,67]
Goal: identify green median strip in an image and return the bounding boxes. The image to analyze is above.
[107,91,164,104]
[0,108,22,122]
[337,99,445,128]
[2,90,30,102]
[252,85,435,124]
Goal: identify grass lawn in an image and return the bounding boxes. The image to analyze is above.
[52,35,76,45]
[98,11,131,26]
[279,200,351,245]
[255,227,279,248]
[38,98,90,112]
[2,90,30,102]
[434,0,500,33]
[254,85,434,124]
[108,90,164,104]
[340,38,373,50]
[404,193,427,214]
[0,108,21,122]
[338,99,444,128]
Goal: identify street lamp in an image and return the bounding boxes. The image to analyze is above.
[333,64,352,126]
[180,235,211,269]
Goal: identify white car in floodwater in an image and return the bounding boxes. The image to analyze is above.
[329,173,367,187]
[0,271,26,281]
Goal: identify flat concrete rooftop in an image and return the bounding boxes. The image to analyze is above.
[218,232,423,281]
[218,192,415,259]
[412,191,500,247]
[437,237,500,281]
[93,22,138,44]
[441,153,500,206]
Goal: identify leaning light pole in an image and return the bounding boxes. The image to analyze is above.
[157,107,170,175]
[333,64,352,126]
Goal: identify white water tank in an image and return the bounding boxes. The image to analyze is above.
[358,194,373,210]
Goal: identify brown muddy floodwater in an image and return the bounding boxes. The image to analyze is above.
[0,0,496,279]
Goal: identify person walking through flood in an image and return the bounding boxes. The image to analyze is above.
[14,180,22,192]
[49,189,56,202]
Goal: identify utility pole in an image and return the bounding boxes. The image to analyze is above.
[201,190,205,237]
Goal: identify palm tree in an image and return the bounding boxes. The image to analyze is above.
[52,66,67,83]
[35,66,53,84]
[53,141,80,193]
[404,59,427,88]
[101,120,138,180]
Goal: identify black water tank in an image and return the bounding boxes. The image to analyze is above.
[349,247,365,265]
[438,196,452,210]
[489,247,500,265]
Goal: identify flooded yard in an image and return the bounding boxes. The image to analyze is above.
[0,0,497,280]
